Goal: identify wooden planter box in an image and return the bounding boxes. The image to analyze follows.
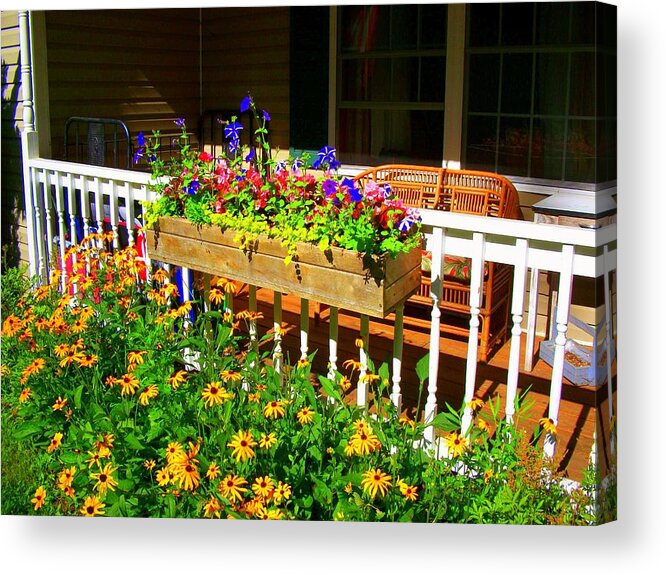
[144,216,422,318]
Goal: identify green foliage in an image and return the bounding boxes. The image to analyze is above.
[0,236,604,523]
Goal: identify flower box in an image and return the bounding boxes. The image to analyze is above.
[145,216,422,318]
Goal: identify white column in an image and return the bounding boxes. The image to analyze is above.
[300,298,309,360]
[32,167,46,282]
[391,304,404,412]
[461,232,485,436]
[356,314,370,408]
[505,238,529,423]
[543,244,575,458]
[423,226,444,444]
[327,306,339,379]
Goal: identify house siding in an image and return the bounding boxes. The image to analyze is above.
[44,8,201,160]
[1,10,28,270]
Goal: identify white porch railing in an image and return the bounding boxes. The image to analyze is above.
[20,130,617,460]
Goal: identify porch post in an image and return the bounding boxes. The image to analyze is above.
[18,10,39,278]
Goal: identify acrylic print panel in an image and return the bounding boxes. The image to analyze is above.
[1,1,616,527]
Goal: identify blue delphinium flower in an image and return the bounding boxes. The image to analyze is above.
[240,94,252,113]
[175,118,186,129]
[185,181,200,195]
[245,148,256,162]
[262,109,271,122]
[133,133,144,164]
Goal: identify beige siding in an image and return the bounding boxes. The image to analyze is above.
[1,10,28,270]
[201,7,290,152]
[44,8,201,160]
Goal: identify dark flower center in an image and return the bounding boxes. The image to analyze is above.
[87,506,94,514]
[99,474,107,482]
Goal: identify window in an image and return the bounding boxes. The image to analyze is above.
[336,4,447,166]
[463,2,616,185]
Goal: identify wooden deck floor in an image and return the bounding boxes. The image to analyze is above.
[232,287,616,483]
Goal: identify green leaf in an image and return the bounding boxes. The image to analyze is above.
[318,236,329,252]
[73,384,84,409]
[415,353,430,384]
[12,422,42,441]
[317,375,342,403]
[124,432,144,450]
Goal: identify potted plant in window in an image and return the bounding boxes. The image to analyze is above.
[139,94,423,318]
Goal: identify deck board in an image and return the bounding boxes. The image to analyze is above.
[230,286,615,483]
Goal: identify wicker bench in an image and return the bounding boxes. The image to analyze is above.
[353,164,523,362]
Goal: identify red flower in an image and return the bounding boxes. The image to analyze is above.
[199,151,213,162]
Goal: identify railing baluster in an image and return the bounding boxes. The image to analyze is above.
[603,245,615,456]
[248,285,258,360]
[93,177,104,243]
[300,298,309,360]
[125,182,135,249]
[505,238,529,423]
[80,176,92,237]
[32,167,46,282]
[273,291,283,379]
[54,171,67,291]
[524,267,540,371]
[544,244,575,458]
[424,226,444,444]
[110,180,120,250]
[43,171,55,272]
[391,304,404,412]
[461,232,485,436]
[356,314,370,408]
[327,306,339,380]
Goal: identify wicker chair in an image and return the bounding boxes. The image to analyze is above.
[353,164,523,362]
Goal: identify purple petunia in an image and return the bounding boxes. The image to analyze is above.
[342,177,362,202]
[262,109,271,122]
[312,146,340,171]
[175,118,186,129]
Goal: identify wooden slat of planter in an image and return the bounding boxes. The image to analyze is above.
[145,217,421,318]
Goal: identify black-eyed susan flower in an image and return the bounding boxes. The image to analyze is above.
[59,348,85,368]
[2,314,22,337]
[296,406,315,425]
[227,430,257,463]
[70,318,89,334]
[206,462,221,481]
[155,467,171,487]
[259,432,277,449]
[80,495,105,517]
[263,400,286,419]
[218,473,248,503]
[165,441,186,465]
[361,468,392,498]
[344,442,356,457]
[398,415,416,430]
[203,496,221,518]
[86,446,110,468]
[57,466,76,490]
[220,369,242,383]
[168,370,187,389]
[477,418,490,432]
[139,384,159,406]
[117,373,140,396]
[396,479,419,502]
[296,358,309,369]
[343,358,362,372]
[201,381,233,408]
[350,429,381,456]
[266,509,284,520]
[339,376,352,392]
[247,392,260,404]
[53,343,70,358]
[252,476,275,500]
[143,460,156,471]
[19,387,32,403]
[539,417,557,435]
[90,462,118,494]
[127,350,147,365]
[354,337,364,349]
[152,268,169,283]
[0,364,10,378]
[468,397,485,412]
[172,460,200,491]
[47,432,63,453]
[22,358,46,378]
[76,354,99,368]
[31,486,46,511]
[273,481,292,504]
[445,431,468,457]
[208,287,224,305]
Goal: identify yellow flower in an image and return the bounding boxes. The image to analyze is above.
[247,392,260,403]
[165,442,186,465]
[60,348,85,368]
[361,468,392,498]
[263,400,286,419]
[201,381,234,408]
[172,460,200,491]
[354,337,364,349]
[539,417,557,435]
[468,397,485,412]
[220,369,242,383]
[58,466,76,490]
[90,462,119,494]
[349,428,381,456]
[76,354,99,368]
[296,406,315,425]
[339,376,352,392]
[86,446,111,468]
[206,462,221,481]
[80,495,105,517]
[477,418,490,432]
[203,496,221,518]
[168,370,188,389]
[208,287,224,305]
[156,467,171,486]
[127,350,147,365]
[398,415,416,430]
[273,481,292,504]
[152,268,169,283]
[297,358,309,369]
[344,442,356,457]
[252,476,275,500]
[259,432,278,449]
[117,373,140,396]
[138,384,159,406]
[19,387,32,403]
[47,432,63,453]
[70,318,89,334]
[143,459,156,471]
[227,430,257,463]
[2,314,22,337]
[343,359,362,372]
[31,486,46,511]
[218,474,248,503]
[445,431,468,457]
[396,479,419,502]
[22,358,46,378]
